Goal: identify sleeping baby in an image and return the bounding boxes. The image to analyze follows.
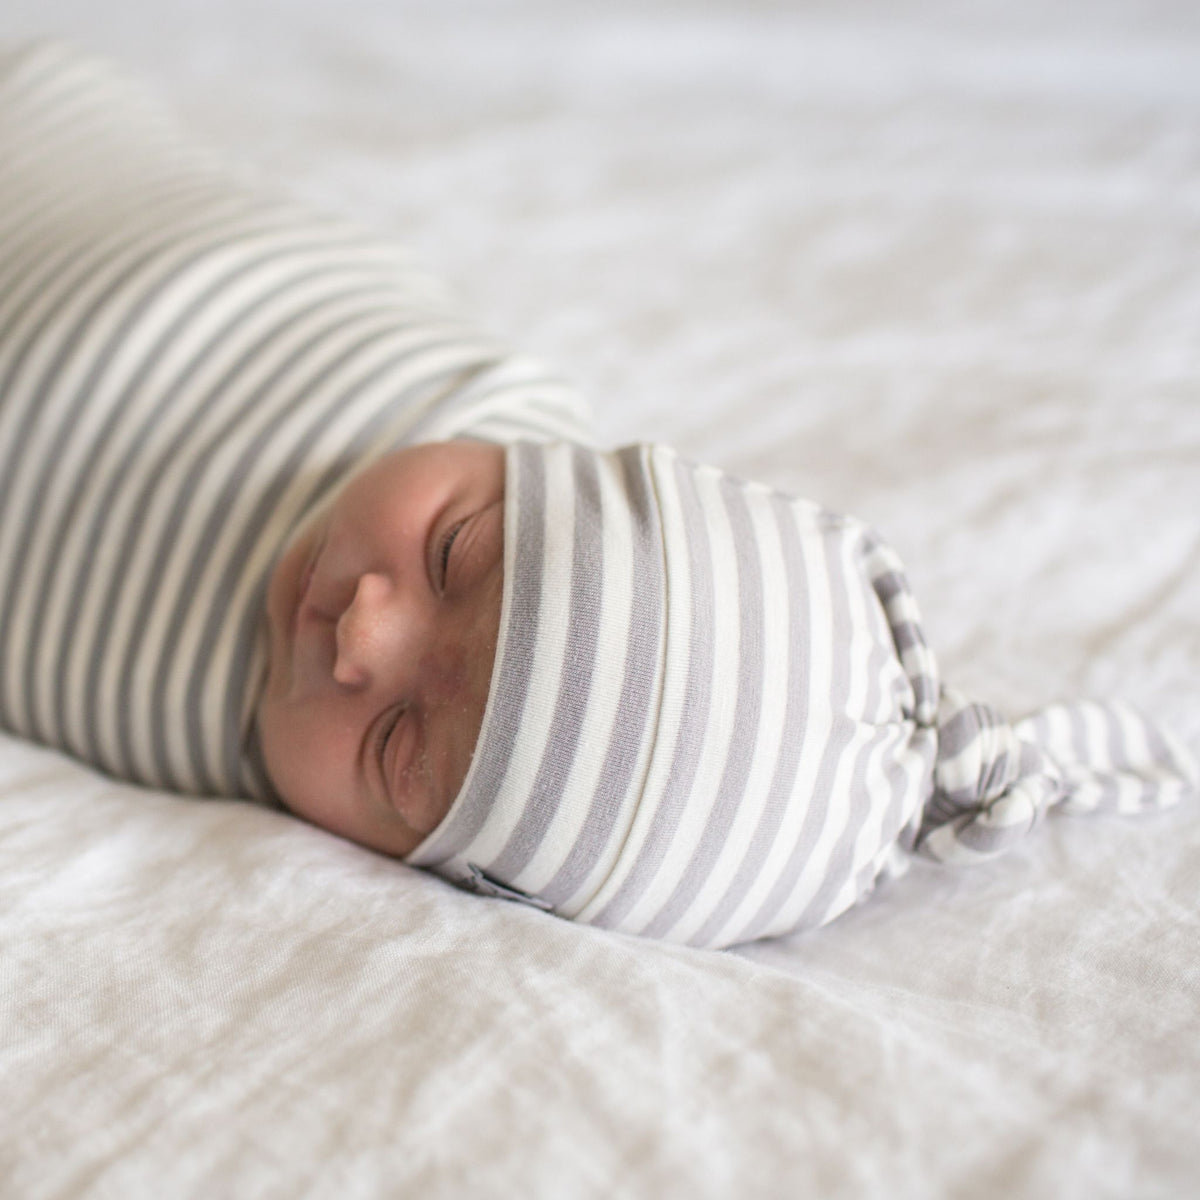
[2,40,1195,948]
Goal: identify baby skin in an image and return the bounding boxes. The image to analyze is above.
[256,440,506,856]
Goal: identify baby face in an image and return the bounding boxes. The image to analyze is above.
[257,440,506,856]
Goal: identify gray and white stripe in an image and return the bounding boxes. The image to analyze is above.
[0,39,591,799]
[411,439,1197,948]
[410,442,943,948]
[919,689,1197,864]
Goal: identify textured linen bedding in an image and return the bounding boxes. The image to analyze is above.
[2,2,1198,1197]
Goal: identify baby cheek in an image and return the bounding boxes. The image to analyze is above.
[420,573,502,737]
[419,645,474,710]
[260,697,358,810]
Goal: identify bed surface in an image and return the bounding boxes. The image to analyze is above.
[2,2,1198,1196]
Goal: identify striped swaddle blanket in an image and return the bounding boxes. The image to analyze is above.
[409,442,1198,948]
[0,40,590,800]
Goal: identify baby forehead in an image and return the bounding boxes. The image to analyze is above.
[320,441,509,547]
[347,439,508,493]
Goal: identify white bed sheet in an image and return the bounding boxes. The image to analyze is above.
[2,2,1198,1196]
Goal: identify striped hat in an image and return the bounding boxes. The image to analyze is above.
[407,441,1198,948]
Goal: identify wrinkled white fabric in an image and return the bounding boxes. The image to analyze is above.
[1,2,1198,1197]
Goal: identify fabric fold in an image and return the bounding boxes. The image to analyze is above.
[919,688,1197,864]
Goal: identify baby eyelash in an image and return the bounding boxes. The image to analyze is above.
[439,519,465,584]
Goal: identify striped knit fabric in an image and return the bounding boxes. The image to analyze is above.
[0,40,591,800]
[409,442,1198,948]
[921,689,1197,863]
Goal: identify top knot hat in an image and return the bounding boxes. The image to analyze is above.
[407,441,1197,948]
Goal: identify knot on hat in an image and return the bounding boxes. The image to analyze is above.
[919,687,1197,863]
[920,688,1064,861]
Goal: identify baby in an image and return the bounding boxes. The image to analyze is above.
[256,439,507,856]
[1,40,1195,948]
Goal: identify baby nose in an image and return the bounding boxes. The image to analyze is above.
[332,572,402,690]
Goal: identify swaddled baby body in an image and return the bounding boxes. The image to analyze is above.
[1,40,1194,949]
[0,37,587,806]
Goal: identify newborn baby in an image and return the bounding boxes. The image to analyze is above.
[2,40,1195,949]
[258,439,507,856]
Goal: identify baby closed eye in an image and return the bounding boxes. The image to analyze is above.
[376,704,410,797]
[438,519,465,591]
